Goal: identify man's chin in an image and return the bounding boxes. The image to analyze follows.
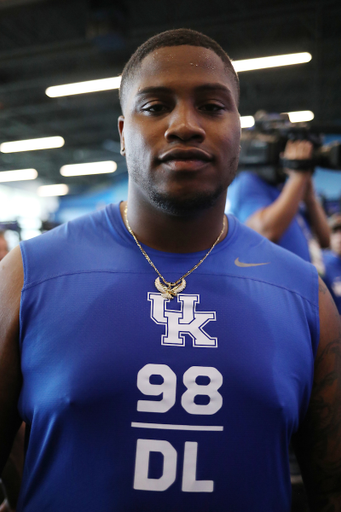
[149,188,224,216]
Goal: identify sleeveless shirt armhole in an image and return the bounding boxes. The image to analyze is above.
[19,242,28,351]
[311,263,320,359]
[19,241,29,287]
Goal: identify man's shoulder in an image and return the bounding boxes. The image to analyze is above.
[226,216,319,305]
[22,204,118,247]
[20,204,122,287]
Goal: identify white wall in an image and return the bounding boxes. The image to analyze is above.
[0,184,59,242]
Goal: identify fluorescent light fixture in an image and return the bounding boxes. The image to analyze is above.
[0,136,65,153]
[285,110,314,123]
[60,161,117,177]
[0,168,38,182]
[233,52,312,72]
[38,184,69,197]
[240,116,255,128]
[44,52,311,99]
[46,77,122,98]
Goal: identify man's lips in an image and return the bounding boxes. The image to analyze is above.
[159,148,213,163]
[158,148,213,171]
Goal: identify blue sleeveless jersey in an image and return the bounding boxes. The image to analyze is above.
[18,203,319,512]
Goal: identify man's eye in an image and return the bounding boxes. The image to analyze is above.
[200,103,225,113]
[141,104,168,114]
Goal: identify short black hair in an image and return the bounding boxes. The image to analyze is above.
[119,28,239,111]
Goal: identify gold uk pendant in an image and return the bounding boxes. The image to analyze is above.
[155,277,186,299]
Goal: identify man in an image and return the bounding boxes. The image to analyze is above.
[322,213,341,313]
[228,141,330,262]
[0,29,340,512]
[0,232,9,262]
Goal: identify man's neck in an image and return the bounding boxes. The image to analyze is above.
[119,199,228,254]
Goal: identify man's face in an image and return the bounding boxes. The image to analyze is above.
[331,227,341,256]
[119,45,241,215]
[0,236,9,261]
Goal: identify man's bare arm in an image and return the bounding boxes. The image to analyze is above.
[292,277,341,511]
[304,177,330,248]
[0,246,24,475]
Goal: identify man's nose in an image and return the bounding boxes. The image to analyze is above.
[164,105,205,142]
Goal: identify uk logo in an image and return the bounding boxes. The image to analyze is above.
[148,293,218,348]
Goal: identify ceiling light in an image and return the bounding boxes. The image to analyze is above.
[233,52,312,72]
[60,161,117,177]
[285,110,314,123]
[240,116,255,128]
[0,169,38,182]
[44,52,311,99]
[46,77,122,98]
[38,184,69,197]
[0,136,65,153]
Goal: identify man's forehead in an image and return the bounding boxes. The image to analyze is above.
[120,44,239,111]
[137,45,228,80]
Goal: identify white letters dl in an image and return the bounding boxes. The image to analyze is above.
[133,439,214,492]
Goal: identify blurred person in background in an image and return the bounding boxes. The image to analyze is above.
[322,213,341,313]
[228,140,330,264]
[0,232,9,261]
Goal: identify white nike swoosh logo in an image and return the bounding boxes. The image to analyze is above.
[234,257,270,267]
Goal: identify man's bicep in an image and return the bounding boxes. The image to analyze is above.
[292,277,341,511]
[0,246,24,473]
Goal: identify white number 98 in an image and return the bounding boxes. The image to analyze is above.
[137,364,223,415]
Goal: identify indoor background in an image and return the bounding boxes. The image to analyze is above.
[0,0,340,243]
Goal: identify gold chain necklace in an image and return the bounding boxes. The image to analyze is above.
[124,205,226,300]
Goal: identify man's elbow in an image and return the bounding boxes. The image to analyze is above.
[245,216,281,243]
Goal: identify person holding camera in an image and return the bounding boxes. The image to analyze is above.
[229,139,330,262]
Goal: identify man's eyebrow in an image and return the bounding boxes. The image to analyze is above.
[194,83,233,95]
[136,83,233,97]
[136,86,172,97]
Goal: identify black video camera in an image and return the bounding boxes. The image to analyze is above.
[239,112,341,185]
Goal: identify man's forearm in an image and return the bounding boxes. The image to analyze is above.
[305,194,330,248]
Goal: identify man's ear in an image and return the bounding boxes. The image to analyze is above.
[118,116,125,156]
